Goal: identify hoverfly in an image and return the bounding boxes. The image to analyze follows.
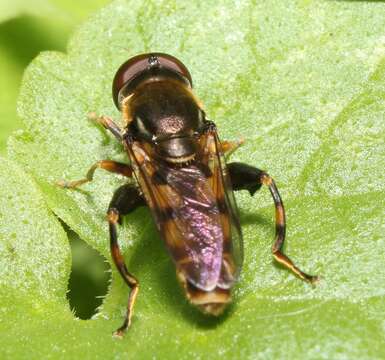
[58,53,318,337]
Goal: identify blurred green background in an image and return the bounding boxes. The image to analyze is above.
[0,0,111,153]
[0,0,112,318]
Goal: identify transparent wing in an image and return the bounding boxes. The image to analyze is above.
[198,128,243,288]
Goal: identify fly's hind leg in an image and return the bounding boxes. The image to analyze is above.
[108,184,146,337]
[228,162,318,284]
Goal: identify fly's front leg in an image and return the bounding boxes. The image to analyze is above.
[228,162,319,284]
[108,184,146,337]
[88,112,123,141]
[57,160,132,189]
[221,139,244,159]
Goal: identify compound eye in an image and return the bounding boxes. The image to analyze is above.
[112,53,192,109]
[154,53,192,86]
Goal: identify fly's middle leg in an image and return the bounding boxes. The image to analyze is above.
[228,162,319,284]
[57,161,132,189]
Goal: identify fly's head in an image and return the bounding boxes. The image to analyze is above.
[113,53,205,163]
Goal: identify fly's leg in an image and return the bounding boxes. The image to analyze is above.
[88,112,123,141]
[57,161,132,189]
[108,184,146,337]
[221,139,245,159]
[58,156,145,335]
[228,162,319,284]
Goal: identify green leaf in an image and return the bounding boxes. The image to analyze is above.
[2,0,385,358]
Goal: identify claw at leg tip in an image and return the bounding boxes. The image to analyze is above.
[56,179,68,188]
[309,275,320,286]
[87,112,98,120]
[112,330,124,339]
